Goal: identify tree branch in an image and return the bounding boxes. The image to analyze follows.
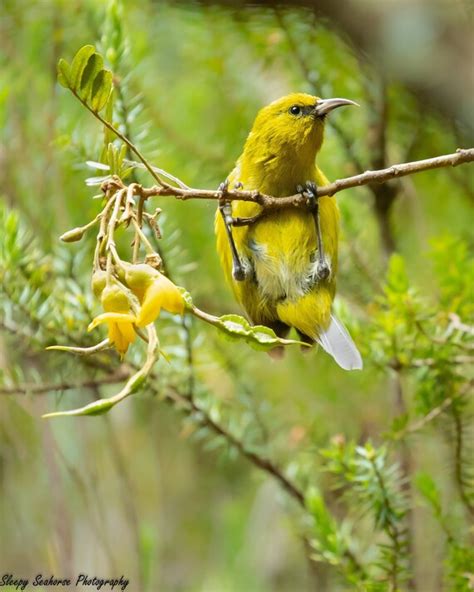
[160,384,366,576]
[0,371,131,395]
[272,7,366,175]
[451,404,474,517]
[193,0,474,136]
[188,394,307,507]
[134,149,473,217]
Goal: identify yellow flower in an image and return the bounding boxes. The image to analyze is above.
[88,282,136,355]
[123,263,184,328]
[136,272,184,327]
[87,265,184,356]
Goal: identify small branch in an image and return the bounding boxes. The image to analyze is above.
[396,378,473,437]
[370,454,405,588]
[451,404,474,517]
[0,371,130,395]
[71,89,165,187]
[135,149,474,215]
[391,355,474,369]
[159,383,366,577]
[367,76,399,258]
[392,371,416,590]
[187,393,306,508]
[273,8,365,174]
[404,397,455,435]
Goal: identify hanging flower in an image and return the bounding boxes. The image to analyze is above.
[123,263,184,328]
[88,276,136,355]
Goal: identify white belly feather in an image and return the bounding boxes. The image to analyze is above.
[246,238,331,303]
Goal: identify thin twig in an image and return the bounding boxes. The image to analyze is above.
[273,8,365,174]
[71,89,165,187]
[405,398,454,435]
[134,149,474,214]
[158,382,366,576]
[370,454,405,588]
[393,371,416,590]
[367,76,399,258]
[0,372,130,395]
[188,394,306,507]
[451,404,474,517]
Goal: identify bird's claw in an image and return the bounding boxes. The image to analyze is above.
[298,181,318,211]
[299,180,331,281]
[218,179,229,195]
[220,201,234,226]
[316,260,330,280]
[218,180,247,282]
[232,263,247,281]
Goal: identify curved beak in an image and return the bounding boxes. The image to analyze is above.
[314,98,359,117]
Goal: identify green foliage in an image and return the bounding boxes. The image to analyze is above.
[44,394,115,418]
[415,472,443,519]
[0,203,95,349]
[369,246,472,416]
[431,236,474,317]
[58,45,113,114]
[85,143,134,186]
[321,440,410,586]
[1,1,473,591]
[182,290,309,351]
[445,544,474,592]
[306,487,353,569]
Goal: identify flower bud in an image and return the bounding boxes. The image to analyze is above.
[124,263,159,303]
[60,227,87,242]
[91,270,107,298]
[101,284,132,313]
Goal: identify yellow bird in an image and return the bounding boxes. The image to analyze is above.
[215,93,362,370]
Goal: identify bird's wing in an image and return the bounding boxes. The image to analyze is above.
[317,314,363,370]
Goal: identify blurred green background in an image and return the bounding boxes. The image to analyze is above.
[0,1,473,591]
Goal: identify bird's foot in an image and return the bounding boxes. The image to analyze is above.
[309,252,332,284]
[232,262,247,282]
[297,181,318,212]
[218,180,243,225]
[298,181,331,281]
[218,180,247,281]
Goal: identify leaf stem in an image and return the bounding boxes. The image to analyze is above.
[71,89,165,187]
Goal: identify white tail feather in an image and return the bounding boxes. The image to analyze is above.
[317,314,363,371]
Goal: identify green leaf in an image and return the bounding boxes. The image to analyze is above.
[415,472,441,513]
[103,88,115,143]
[180,288,194,308]
[220,314,251,335]
[183,291,308,351]
[306,487,345,564]
[216,314,308,351]
[70,45,96,91]
[79,52,104,100]
[90,69,113,112]
[386,253,409,295]
[44,334,157,419]
[57,58,71,88]
[42,397,115,418]
[107,142,115,170]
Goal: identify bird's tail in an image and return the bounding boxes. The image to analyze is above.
[316,314,363,371]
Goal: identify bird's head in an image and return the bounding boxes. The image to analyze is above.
[249,92,358,158]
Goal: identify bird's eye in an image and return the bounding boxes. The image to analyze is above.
[289,105,301,116]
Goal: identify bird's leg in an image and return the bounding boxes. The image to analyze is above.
[218,180,247,281]
[298,181,330,281]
